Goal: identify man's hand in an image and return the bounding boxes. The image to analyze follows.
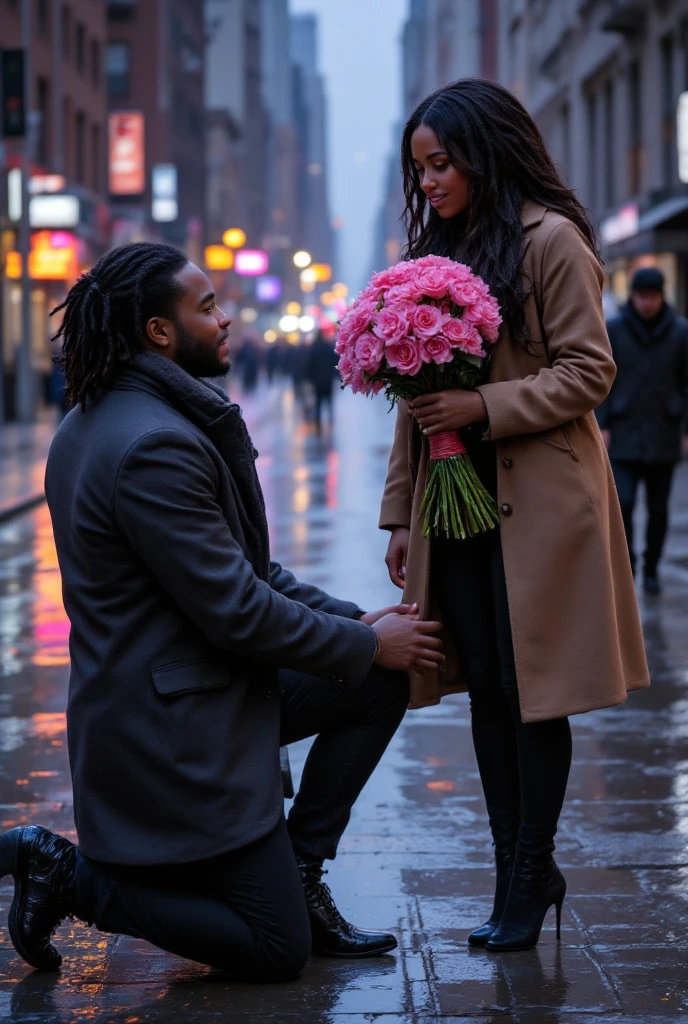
[409,391,487,436]
[360,603,418,626]
[600,428,611,450]
[385,527,410,589]
[372,613,443,673]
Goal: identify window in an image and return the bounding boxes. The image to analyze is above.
[91,123,100,192]
[37,0,50,36]
[628,60,643,195]
[603,80,614,208]
[75,111,85,184]
[561,102,570,182]
[76,22,85,73]
[91,39,100,88]
[587,93,597,210]
[37,77,50,166]
[661,35,675,188]
[62,6,71,59]
[106,42,130,96]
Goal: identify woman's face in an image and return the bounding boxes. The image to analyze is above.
[411,125,469,219]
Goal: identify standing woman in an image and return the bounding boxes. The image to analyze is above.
[380,80,649,952]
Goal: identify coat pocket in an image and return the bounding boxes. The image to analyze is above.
[151,660,230,698]
[535,425,577,457]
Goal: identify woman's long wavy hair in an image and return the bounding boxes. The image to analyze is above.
[401,79,599,349]
[52,242,188,408]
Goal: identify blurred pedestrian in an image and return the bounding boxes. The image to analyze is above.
[305,331,339,432]
[266,341,281,384]
[381,79,649,954]
[0,242,445,979]
[597,267,688,594]
[285,342,309,405]
[234,336,260,393]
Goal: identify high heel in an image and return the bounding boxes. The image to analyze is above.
[467,847,514,947]
[486,856,566,952]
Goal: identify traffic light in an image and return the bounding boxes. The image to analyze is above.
[1,49,26,138]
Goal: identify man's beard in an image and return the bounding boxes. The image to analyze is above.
[174,320,229,379]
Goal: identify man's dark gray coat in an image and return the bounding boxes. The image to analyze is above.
[45,353,377,866]
[597,301,688,462]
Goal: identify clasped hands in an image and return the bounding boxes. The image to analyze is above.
[409,390,487,436]
[361,603,444,676]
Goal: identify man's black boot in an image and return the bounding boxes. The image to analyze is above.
[298,861,398,958]
[0,825,77,971]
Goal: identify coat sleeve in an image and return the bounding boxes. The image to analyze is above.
[114,428,377,685]
[379,402,414,531]
[269,561,363,619]
[477,220,616,439]
[594,322,616,430]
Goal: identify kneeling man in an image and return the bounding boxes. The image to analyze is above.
[0,243,443,980]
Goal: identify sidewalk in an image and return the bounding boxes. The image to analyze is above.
[1,382,688,1021]
[0,418,56,522]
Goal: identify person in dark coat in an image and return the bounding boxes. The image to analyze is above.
[234,335,260,393]
[306,331,339,432]
[0,243,444,980]
[597,266,688,593]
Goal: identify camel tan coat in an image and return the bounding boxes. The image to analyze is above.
[379,202,650,722]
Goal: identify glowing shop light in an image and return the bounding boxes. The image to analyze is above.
[279,314,300,332]
[235,249,269,277]
[223,228,247,249]
[293,250,312,269]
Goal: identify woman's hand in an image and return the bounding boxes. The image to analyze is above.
[409,391,487,436]
[385,527,410,589]
[360,603,418,626]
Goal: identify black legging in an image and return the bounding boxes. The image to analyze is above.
[434,529,572,860]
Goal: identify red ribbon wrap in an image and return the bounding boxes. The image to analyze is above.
[428,430,466,461]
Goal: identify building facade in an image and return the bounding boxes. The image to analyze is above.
[106,0,206,263]
[497,0,688,312]
[1,0,110,417]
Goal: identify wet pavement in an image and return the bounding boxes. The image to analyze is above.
[1,375,688,1022]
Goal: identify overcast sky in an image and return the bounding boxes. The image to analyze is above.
[289,0,408,295]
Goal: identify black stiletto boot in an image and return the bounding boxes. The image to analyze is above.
[486,855,566,952]
[467,847,515,947]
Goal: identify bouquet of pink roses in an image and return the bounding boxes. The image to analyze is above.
[336,255,502,540]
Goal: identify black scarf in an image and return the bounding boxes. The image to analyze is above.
[122,353,270,580]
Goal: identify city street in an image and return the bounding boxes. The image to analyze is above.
[0,377,687,1022]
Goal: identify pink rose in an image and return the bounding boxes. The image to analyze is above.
[337,355,354,382]
[385,338,424,376]
[372,306,410,346]
[414,266,455,300]
[411,303,445,340]
[422,334,454,364]
[350,368,373,395]
[341,300,376,340]
[443,316,485,356]
[449,279,483,307]
[354,331,385,374]
[464,297,502,342]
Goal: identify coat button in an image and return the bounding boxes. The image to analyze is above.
[500,503,513,517]
[501,457,513,469]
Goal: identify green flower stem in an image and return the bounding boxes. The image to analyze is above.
[421,454,500,540]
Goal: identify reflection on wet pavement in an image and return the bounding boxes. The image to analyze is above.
[1,378,688,1021]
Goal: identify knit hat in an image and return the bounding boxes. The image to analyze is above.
[630,267,665,293]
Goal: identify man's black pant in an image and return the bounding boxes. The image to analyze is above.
[611,459,676,576]
[74,665,408,980]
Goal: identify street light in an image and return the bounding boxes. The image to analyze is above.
[293,250,312,269]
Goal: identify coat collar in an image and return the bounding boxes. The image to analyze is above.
[521,201,547,231]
